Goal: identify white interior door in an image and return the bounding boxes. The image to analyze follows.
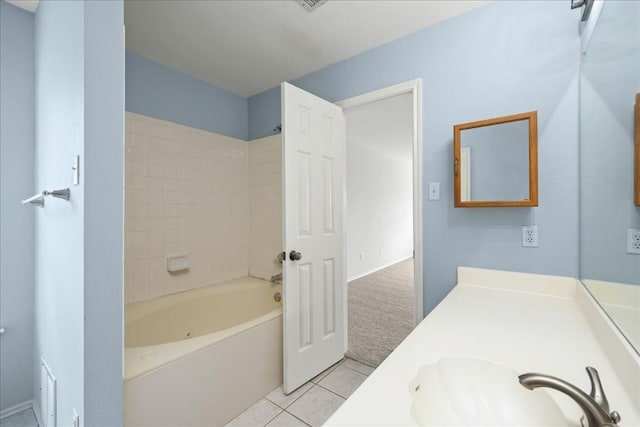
[282,82,346,393]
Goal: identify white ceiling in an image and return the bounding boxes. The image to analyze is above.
[124,0,490,97]
[7,0,489,98]
[346,93,413,163]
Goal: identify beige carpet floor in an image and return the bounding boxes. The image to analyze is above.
[346,259,415,367]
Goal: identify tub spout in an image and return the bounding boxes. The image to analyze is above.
[270,272,282,283]
[518,367,620,427]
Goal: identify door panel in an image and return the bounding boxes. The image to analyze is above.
[323,259,336,337]
[282,82,346,393]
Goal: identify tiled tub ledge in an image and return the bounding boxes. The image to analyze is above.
[326,267,640,426]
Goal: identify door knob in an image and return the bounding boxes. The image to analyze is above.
[289,250,302,261]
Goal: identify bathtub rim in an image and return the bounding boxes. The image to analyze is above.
[125,276,280,324]
[124,276,283,381]
[125,307,282,381]
[123,313,284,427]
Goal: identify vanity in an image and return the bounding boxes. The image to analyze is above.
[326,268,640,426]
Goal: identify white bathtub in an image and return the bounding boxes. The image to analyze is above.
[123,277,283,426]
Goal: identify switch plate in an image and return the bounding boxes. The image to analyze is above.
[428,182,440,200]
[522,225,538,247]
[627,229,640,254]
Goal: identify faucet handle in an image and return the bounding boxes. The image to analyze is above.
[586,367,621,425]
[586,367,610,413]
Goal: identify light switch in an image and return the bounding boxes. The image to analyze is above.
[428,182,440,200]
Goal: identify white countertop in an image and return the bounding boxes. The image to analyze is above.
[326,267,640,426]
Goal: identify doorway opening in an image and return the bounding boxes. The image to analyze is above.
[338,80,423,367]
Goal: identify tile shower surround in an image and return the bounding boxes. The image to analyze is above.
[125,113,281,303]
[248,136,282,282]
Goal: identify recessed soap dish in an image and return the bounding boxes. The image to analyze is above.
[166,254,189,273]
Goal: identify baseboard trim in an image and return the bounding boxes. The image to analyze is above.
[33,400,42,426]
[0,399,34,420]
[348,257,413,282]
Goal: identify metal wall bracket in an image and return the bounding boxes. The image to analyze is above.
[571,0,595,22]
[22,188,71,208]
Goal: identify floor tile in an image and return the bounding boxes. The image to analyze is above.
[266,411,309,427]
[266,382,314,409]
[286,385,345,427]
[224,398,282,427]
[0,409,38,427]
[310,359,343,384]
[341,358,375,376]
[318,365,367,399]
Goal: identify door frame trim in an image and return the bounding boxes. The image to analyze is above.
[336,78,425,348]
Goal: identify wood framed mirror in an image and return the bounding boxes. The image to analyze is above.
[635,93,639,206]
[453,111,538,208]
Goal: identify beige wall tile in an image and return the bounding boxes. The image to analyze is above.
[124,114,284,303]
[124,113,252,303]
[248,135,282,281]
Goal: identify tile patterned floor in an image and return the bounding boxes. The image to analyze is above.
[0,360,373,427]
[225,358,374,427]
[0,409,37,427]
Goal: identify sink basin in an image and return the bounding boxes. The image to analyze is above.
[409,358,567,426]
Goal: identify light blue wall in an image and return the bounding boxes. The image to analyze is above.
[126,50,248,140]
[0,1,35,412]
[33,1,124,424]
[580,0,640,285]
[249,0,581,315]
[34,0,85,421]
[83,1,124,424]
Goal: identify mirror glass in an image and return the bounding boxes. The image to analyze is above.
[636,94,640,206]
[454,112,537,207]
[580,0,640,353]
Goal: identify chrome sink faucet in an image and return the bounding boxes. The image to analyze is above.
[519,367,621,427]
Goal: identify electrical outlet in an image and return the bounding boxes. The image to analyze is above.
[522,225,538,248]
[627,229,640,254]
